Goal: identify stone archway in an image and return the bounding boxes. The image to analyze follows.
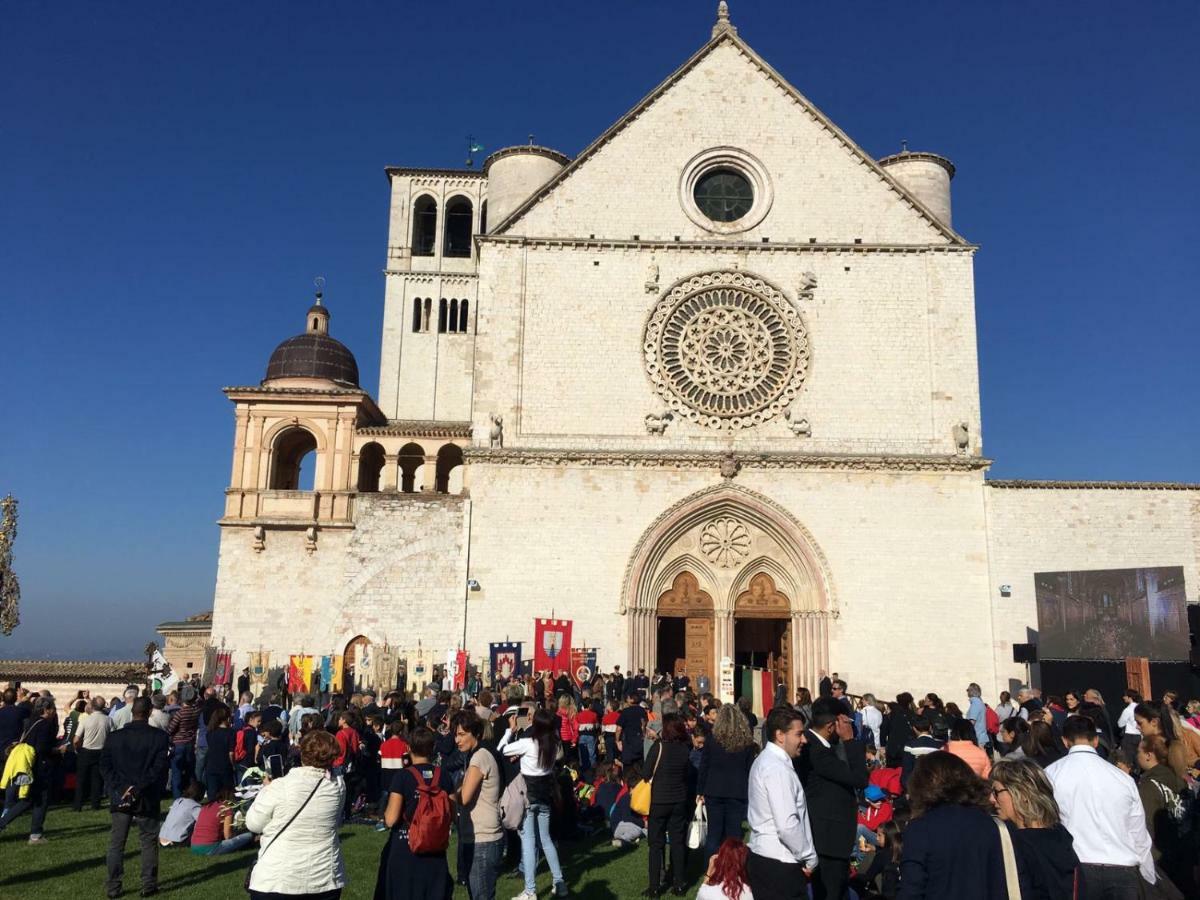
[734,572,793,698]
[622,484,836,696]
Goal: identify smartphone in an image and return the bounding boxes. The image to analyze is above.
[266,754,284,779]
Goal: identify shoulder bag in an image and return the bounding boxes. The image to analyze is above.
[244,774,324,893]
[993,816,1022,900]
[629,743,661,816]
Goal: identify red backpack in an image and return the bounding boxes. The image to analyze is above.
[405,766,452,853]
[984,705,1000,736]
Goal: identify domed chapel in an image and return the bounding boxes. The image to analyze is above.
[209,5,1198,700]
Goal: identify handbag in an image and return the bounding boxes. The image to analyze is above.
[244,775,324,893]
[629,743,662,816]
[687,799,708,850]
[993,817,1022,900]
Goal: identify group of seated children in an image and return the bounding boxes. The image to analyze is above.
[158,782,255,855]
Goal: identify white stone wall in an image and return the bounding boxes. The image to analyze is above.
[472,242,979,458]
[210,493,468,663]
[465,462,993,704]
[985,485,1200,692]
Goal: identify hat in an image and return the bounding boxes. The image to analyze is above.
[864,785,887,802]
[180,684,196,703]
[415,697,436,718]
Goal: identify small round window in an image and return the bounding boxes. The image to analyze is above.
[693,168,754,223]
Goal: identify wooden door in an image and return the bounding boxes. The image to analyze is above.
[685,617,713,686]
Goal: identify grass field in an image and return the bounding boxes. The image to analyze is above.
[0,802,709,899]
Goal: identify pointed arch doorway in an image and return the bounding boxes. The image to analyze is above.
[655,572,714,683]
[623,484,837,697]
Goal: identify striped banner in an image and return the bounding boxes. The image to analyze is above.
[737,667,775,720]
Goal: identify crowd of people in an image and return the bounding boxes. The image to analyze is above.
[0,667,1198,900]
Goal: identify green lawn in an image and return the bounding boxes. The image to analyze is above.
[0,803,709,899]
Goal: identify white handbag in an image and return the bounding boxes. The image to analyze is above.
[687,800,708,850]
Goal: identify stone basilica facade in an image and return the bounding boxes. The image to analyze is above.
[210,7,1198,699]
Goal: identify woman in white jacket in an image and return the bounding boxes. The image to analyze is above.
[245,729,347,900]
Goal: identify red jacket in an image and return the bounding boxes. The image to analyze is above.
[858,799,894,831]
[334,725,360,767]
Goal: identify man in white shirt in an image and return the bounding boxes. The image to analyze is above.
[747,705,817,900]
[109,687,141,731]
[1116,689,1143,762]
[1046,715,1155,896]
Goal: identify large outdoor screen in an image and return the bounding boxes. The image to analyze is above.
[1035,566,1190,661]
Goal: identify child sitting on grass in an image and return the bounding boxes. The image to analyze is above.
[159,781,204,848]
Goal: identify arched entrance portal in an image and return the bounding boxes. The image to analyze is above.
[622,484,836,697]
[655,572,714,683]
[734,572,793,698]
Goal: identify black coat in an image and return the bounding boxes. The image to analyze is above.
[645,740,691,806]
[796,731,868,859]
[99,721,170,819]
[1010,823,1079,900]
[697,735,755,801]
[897,804,1006,900]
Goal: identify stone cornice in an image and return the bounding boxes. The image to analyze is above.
[464,447,991,472]
[383,270,478,281]
[223,385,369,397]
[477,235,976,253]
[987,479,1200,491]
[386,165,486,180]
[358,420,473,439]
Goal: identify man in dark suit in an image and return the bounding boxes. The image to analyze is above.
[100,697,170,899]
[796,697,868,900]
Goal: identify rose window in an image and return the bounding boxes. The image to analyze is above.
[700,517,752,568]
[644,271,809,428]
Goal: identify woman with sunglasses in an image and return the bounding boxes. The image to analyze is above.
[990,758,1079,899]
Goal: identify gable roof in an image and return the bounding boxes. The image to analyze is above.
[492,27,967,245]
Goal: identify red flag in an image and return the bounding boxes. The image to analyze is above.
[454,650,468,689]
[534,619,573,676]
[288,655,305,692]
[213,652,232,686]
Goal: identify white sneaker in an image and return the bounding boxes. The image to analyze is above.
[510,892,537,900]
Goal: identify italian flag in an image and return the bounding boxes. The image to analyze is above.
[738,668,775,720]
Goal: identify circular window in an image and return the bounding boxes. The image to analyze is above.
[694,169,753,222]
[679,147,773,234]
[644,271,809,429]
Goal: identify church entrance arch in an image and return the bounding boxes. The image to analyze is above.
[622,484,836,698]
[654,571,714,684]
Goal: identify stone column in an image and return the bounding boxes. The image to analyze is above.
[790,610,804,700]
[381,454,398,492]
[422,455,437,492]
[714,609,733,668]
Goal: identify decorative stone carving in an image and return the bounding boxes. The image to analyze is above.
[252,525,266,553]
[952,421,969,454]
[488,414,504,448]
[700,517,751,568]
[784,408,811,437]
[719,453,741,480]
[305,526,317,555]
[644,271,809,429]
[644,410,674,435]
[798,271,818,294]
[644,260,659,294]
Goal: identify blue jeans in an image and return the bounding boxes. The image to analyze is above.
[462,837,504,900]
[194,746,208,783]
[702,796,747,861]
[191,831,254,855]
[578,734,597,772]
[170,743,196,800]
[520,802,564,893]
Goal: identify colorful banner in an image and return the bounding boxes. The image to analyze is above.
[213,652,232,686]
[330,655,343,693]
[319,656,333,692]
[288,655,306,693]
[249,651,270,686]
[737,666,775,720]
[534,619,573,676]
[151,650,179,695]
[489,642,521,682]
[300,655,313,692]
[454,649,469,689]
[409,654,427,694]
[375,645,397,694]
[355,644,372,691]
[202,646,218,685]
[570,647,597,686]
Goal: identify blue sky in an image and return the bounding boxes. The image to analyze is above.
[2,2,1197,660]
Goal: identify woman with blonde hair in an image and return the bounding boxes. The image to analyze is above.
[697,702,757,860]
[557,694,579,763]
[990,757,1078,899]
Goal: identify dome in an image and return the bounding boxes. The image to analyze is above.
[263,300,360,388]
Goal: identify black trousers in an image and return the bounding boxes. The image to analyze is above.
[812,853,851,900]
[747,851,807,900]
[1078,864,1147,900]
[74,747,105,810]
[106,812,160,893]
[647,799,689,891]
